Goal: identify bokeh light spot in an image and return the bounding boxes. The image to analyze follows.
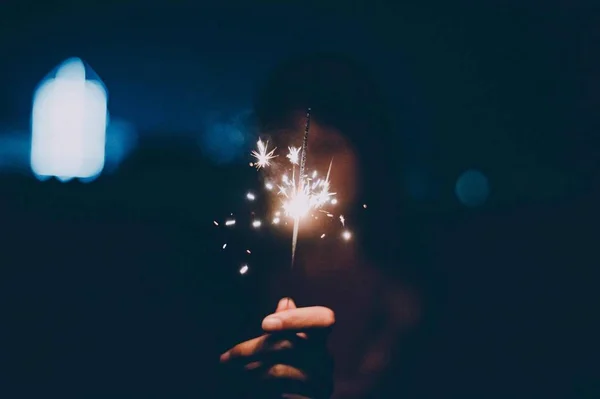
[455,169,490,207]
[30,57,107,181]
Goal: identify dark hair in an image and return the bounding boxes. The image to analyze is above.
[254,52,409,270]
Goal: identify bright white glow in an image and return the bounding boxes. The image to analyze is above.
[225,219,236,226]
[342,230,352,241]
[246,192,256,201]
[252,220,262,228]
[31,58,107,181]
[239,264,249,275]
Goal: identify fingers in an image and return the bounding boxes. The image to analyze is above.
[221,334,297,364]
[262,306,335,332]
[265,363,308,382]
[221,304,334,364]
[276,297,297,313]
[264,362,334,399]
[220,335,266,362]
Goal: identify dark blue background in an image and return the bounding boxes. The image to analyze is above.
[0,1,597,397]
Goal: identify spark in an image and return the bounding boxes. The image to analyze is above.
[265,182,274,190]
[339,215,345,226]
[246,249,251,254]
[246,192,256,201]
[320,233,326,239]
[251,139,277,169]
[213,221,219,226]
[277,158,335,220]
[252,220,262,228]
[272,217,281,224]
[331,198,338,205]
[342,230,352,241]
[239,264,249,274]
[287,146,300,165]
[363,204,367,209]
[225,219,236,226]
[222,243,227,249]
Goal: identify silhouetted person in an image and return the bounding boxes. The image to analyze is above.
[219,53,421,398]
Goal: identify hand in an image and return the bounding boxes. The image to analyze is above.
[220,298,335,398]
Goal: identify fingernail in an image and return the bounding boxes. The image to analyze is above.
[220,352,230,362]
[262,316,283,330]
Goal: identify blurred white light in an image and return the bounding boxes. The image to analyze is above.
[342,230,352,241]
[225,219,236,226]
[246,192,256,201]
[239,264,249,275]
[30,58,107,181]
[252,220,262,228]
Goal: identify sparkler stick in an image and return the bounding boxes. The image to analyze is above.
[290,108,312,268]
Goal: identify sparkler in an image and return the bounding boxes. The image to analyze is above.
[215,107,358,275]
[250,108,338,267]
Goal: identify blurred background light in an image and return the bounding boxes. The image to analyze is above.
[455,169,490,207]
[30,57,108,182]
[104,117,138,174]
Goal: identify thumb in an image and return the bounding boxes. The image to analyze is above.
[275,297,297,313]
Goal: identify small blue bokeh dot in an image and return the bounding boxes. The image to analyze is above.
[455,169,490,207]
